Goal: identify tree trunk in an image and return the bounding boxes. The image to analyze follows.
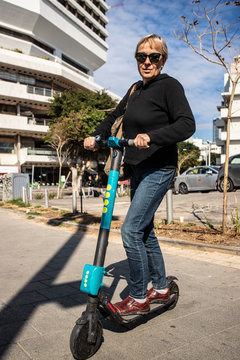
[59,170,71,198]
[222,116,230,232]
[57,163,62,199]
[222,78,239,233]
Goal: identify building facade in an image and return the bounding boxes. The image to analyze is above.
[0,0,119,184]
[186,137,221,166]
[215,57,240,164]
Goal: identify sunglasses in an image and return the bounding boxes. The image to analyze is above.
[135,52,162,64]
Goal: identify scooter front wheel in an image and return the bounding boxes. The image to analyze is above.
[70,320,103,360]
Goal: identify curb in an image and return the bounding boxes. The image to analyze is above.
[157,236,240,256]
[1,207,240,256]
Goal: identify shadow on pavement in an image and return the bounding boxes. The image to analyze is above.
[0,215,93,358]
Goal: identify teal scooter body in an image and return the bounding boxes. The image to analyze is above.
[70,137,179,360]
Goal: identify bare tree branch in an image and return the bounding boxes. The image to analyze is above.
[175,0,240,233]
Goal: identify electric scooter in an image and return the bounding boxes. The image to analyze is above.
[70,136,179,360]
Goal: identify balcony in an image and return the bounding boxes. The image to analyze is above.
[27,86,60,97]
[221,106,240,119]
[19,148,58,165]
[0,114,48,135]
[27,149,57,156]
[0,81,52,104]
[0,153,17,166]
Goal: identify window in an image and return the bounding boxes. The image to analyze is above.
[199,168,208,174]
[0,139,15,154]
[68,4,76,14]
[0,70,17,83]
[77,12,84,21]
[45,89,52,96]
[62,54,89,74]
[186,168,199,175]
[231,156,240,165]
[85,4,92,15]
[57,0,67,6]
[35,88,44,95]
[0,26,54,54]
[0,104,16,115]
[19,75,35,85]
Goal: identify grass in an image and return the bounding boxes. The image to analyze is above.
[60,210,69,215]
[27,212,41,216]
[6,198,30,207]
[185,222,196,227]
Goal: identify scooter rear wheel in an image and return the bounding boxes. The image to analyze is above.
[167,281,179,310]
[70,320,103,360]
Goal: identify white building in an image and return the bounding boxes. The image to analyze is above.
[186,137,221,165]
[215,57,240,164]
[0,0,119,184]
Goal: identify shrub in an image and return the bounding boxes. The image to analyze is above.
[6,198,29,207]
[35,193,44,200]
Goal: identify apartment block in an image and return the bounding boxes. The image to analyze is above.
[0,0,119,184]
[215,57,240,164]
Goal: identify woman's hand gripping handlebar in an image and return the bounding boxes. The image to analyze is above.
[84,135,148,151]
[92,136,134,149]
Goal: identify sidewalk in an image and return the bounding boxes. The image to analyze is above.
[0,208,240,360]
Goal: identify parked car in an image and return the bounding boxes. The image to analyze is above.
[174,166,219,194]
[217,153,240,192]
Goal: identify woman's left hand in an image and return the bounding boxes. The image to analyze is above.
[134,133,150,149]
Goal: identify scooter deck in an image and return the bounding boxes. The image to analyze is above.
[98,291,178,325]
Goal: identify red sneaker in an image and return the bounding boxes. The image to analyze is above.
[147,288,170,304]
[113,296,150,315]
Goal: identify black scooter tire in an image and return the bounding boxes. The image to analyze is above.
[70,320,103,360]
[167,281,179,310]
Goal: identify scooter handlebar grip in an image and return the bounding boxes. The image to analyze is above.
[128,139,135,147]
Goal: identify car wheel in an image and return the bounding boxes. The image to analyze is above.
[218,178,234,192]
[179,182,188,194]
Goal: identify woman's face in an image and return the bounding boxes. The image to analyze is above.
[136,42,164,84]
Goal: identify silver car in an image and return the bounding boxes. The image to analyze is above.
[174,166,219,194]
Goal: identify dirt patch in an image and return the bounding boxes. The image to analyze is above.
[1,202,240,248]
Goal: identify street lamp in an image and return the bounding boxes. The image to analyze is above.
[207,141,211,166]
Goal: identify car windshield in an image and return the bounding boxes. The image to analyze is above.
[210,166,219,172]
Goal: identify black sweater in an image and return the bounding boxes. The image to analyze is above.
[92,73,195,168]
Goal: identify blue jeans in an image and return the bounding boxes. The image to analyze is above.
[121,165,175,299]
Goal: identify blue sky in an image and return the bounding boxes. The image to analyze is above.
[94,0,239,142]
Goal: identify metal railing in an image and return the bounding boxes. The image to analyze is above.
[27,86,61,97]
[27,149,57,156]
[27,118,51,126]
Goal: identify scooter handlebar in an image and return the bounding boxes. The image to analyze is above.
[127,139,135,147]
[94,136,134,149]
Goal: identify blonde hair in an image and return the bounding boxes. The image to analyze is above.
[135,34,168,66]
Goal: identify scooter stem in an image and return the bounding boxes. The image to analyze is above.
[93,147,123,267]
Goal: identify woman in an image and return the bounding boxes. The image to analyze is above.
[84,34,195,315]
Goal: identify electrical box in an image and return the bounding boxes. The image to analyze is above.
[3,173,29,201]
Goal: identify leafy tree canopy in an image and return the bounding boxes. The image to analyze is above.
[49,89,117,119]
[178,141,201,173]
